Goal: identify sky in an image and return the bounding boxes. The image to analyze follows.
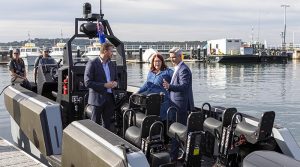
[0,0,300,46]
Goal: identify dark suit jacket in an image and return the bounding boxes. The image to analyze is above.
[84,57,117,106]
[169,62,194,113]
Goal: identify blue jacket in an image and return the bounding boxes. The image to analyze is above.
[169,62,194,113]
[138,68,173,120]
[84,57,117,106]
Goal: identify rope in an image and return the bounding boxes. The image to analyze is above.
[0,84,13,96]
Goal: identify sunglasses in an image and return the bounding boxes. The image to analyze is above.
[13,53,19,55]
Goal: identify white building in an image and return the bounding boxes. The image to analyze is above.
[207,38,242,55]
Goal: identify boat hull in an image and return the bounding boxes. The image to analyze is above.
[208,54,289,63]
[4,84,62,157]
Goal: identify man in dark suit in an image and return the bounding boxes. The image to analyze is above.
[163,47,194,161]
[84,42,118,130]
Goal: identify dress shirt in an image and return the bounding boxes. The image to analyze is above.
[100,57,112,93]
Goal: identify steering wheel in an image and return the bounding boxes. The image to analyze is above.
[50,66,58,82]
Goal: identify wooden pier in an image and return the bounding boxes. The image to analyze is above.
[0,138,46,167]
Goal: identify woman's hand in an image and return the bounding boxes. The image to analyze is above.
[163,79,170,90]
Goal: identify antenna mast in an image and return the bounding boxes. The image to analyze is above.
[100,0,104,19]
[28,31,31,43]
[251,26,254,44]
[60,29,63,43]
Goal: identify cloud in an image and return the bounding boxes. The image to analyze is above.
[1,0,300,45]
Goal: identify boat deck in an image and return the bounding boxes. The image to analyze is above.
[0,138,46,167]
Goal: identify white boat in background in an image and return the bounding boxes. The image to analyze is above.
[142,48,157,63]
[50,42,65,62]
[83,42,101,60]
[19,43,41,66]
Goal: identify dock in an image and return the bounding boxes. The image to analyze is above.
[0,137,46,167]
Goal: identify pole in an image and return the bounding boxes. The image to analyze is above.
[293,31,295,48]
[197,45,201,60]
[190,47,194,59]
[76,46,80,58]
[139,45,143,62]
[281,4,290,48]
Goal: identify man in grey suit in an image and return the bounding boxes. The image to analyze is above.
[84,42,118,130]
[163,47,194,161]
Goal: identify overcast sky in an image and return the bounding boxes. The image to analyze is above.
[0,0,299,46]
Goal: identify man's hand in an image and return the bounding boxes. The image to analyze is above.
[163,79,170,90]
[112,81,118,88]
[104,81,118,89]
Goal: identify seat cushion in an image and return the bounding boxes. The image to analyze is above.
[150,152,171,167]
[84,105,93,119]
[235,121,257,144]
[168,122,187,142]
[203,117,222,136]
[136,112,146,128]
[125,126,142,147]
[243,151,300,167]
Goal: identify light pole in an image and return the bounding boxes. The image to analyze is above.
[281,4,290,48]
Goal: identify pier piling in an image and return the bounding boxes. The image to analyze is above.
[139,45,143,62]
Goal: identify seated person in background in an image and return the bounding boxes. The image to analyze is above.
[8,48,31,89]
[34,47,56,68]
[34,47,57,78]
[138,53,173,142]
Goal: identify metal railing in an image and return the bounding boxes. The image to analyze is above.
[0,44,201,52]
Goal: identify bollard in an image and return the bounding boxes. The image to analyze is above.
[9,46,13,59]
[197,45,201,60]
[76,46,81,58]
[139,45,143,62]
[190,47,194,59]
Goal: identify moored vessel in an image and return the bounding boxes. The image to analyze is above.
[20,42,41,66]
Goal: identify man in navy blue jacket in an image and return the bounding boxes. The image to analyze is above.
[84,42,118,130]
[163,47,194,161]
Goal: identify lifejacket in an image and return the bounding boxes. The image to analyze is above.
[11,58,25,77]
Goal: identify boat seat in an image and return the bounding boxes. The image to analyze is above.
[122,93,162,128]
[84,104,93,119]
[167,107,204,145]
[123,109,159,147]
[150,152,171,167]
[125,126,141,146]
[203,118,222,136]
[136,112,146,128]
[203,108,237,137]
[51,91,57,98]
[235,111,275,144]
[243,150,300,167]
[168,122,188,141]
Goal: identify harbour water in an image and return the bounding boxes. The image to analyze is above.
[1,61,300,145]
